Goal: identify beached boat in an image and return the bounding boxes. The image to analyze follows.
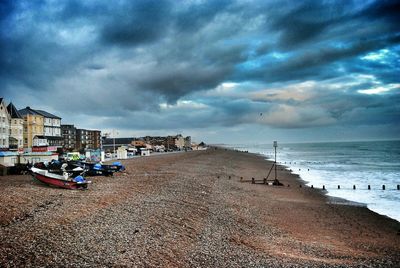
[31,165,90,190]
[35,161,85,177]
[70,161,125,177]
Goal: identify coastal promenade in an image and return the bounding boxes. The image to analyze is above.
[0,149,399,267]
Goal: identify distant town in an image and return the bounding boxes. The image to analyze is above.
[0,97,205,169]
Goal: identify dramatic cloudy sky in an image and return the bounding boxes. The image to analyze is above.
[1,0,399,143]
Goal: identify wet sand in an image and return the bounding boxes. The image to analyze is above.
[0,149,399,267]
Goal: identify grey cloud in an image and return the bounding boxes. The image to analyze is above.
[139,66,230,104]
[136,45,247,103]
[266,0,399,49]
[267,2,333,49]
[248,77,400,129]
[311,91,400,127]
[86,64,105,71]
[1,0,399,139]
[101,0,172,46]
[0,2,101,92]
[174,0,233,33]
[247,35,400,84]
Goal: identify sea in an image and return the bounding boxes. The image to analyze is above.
[226,140,400,222]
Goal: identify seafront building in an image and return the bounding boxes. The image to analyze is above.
[0,96,197,169]
[0,97,104,169]
[175,134,185,150]
[102,134,193,153]
[103,137,136,153]
[35,110,63,148]
[61,124,77,151]
[0,98,10,150]
[184,136,191,148]
[61,124,101,151]
[17,107,63,151]
[7,103,24,151]
[18,107,45,149]
[76,128,101,151]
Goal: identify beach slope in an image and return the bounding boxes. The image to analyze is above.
[0,149,399,267]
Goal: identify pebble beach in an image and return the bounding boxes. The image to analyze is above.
[1,149,399,267]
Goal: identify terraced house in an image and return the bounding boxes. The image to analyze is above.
[0,98,10,150]
[7,102,24,151]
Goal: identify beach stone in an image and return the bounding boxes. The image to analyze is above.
[0,149,399,267]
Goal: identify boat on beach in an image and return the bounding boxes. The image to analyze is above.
[70,161,125,177]
[31,164,90,190]
[36,161,85,177]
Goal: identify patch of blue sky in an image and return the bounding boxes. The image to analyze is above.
[361,49,390,61]
[236,51,291,72]
[360,48,400,66]
[223,81,267,94]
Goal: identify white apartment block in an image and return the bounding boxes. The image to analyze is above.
[36,110,61,137]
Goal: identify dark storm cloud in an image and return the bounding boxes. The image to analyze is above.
[139,66,230,103]
[359,0,400,23]
[101,0,172,46]
[0,1,100,93]
[266,0,400,49]
[0,0,399,138]
[136,43,247,103]
[266,0,343,49]
[101,97,262,131]
[244,35,400,84]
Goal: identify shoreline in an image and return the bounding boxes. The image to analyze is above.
[1,148,399,267]
[234,147,399,224]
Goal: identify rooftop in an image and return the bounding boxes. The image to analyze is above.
[18,106,41,116]
[19,106,61,119]
[7,102,23,119]
[35,109,61,119]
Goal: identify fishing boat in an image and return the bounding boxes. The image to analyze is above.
[70,161,125,177]
[31,164,90,190]
[36,160,85,177]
